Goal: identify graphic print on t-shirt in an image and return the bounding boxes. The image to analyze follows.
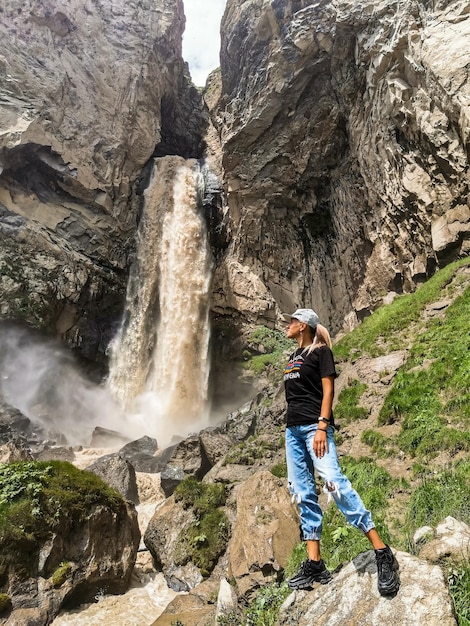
[284,352,304,381]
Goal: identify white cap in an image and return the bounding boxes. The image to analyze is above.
[284,308,320,329]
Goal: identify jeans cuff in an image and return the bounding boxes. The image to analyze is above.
[302,532,322,541]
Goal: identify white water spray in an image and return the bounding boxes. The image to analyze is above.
[107,156,213,445]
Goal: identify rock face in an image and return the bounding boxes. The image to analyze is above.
[210,0,470,332]
[0,0,206,360]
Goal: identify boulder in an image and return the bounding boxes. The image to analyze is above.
[86,453,139,504]
[276,550,456,626]
[227,470,300,597]
[417,516,470,564]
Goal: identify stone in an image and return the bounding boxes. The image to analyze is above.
[418,516,470,564]
[216,577,239,621]
[276,550,456,626]
[227,470,300,597]
[86,453,139,504]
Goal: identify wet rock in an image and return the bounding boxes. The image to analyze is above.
[90,426,131,448]
[0,441,33,463]
[119,435,159,458]
[86,453,139,504]
[160,466,186,498]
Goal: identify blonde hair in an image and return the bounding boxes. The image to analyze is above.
[306,323,332,353]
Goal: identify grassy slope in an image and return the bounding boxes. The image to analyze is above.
[237,257,470,626]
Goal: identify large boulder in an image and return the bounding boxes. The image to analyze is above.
[86,453,139,504]
[227,470,300,597]
[0,462,141,625]
[277,550,456,626]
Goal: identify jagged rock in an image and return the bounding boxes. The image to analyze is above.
[119,436,159,458]
[417,516,470,564]
[35,446,75,462]
[227,470,300,597]
[211,0,470,336]
[200,430,235,466]
[216,577,239,622]
[86,453,139,504]
[166,434,212,479]
[0,441,33,463]
[90,427,132,448]
[160,466,186,498]
[144,495,197,588]
[4,500,140,625]
[276,550,456,626]
[150,593,216,626]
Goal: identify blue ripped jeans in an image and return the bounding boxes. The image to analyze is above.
[286,424,375,541]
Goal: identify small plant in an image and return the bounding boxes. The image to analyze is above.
[446,562,470,626]
[243,326,291,381]
[51,561,72,588]
[245,581,290,626]
[270,462,287,478]
[0,593,11,614]
[174,477,226,516]
[334,379,368,426]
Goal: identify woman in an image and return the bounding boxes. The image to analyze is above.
[283,308,400,596]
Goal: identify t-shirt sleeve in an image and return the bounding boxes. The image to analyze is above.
[318,346,337,378]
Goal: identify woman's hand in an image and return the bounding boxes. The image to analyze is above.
[313,428,328,458]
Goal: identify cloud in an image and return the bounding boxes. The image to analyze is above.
[182,0,227,87]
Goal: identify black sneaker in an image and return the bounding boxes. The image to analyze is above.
[375,546,400,596]
[287,559,332,590]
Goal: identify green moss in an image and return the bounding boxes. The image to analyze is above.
[51,561,72,588]
[174,477,225,516]
[174,478,230,577]
[175,509,230,577]
[0,593,11,614]
[0,461,125,578]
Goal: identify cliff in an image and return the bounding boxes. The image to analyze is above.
[0,0,206,362]
[209,0,470,332]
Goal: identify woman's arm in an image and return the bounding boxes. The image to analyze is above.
[313,375,335,458]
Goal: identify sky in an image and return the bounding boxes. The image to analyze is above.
[182,0,227,87]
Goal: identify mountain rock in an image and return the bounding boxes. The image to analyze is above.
[276,550,456,626]
[0,0,206,359]
[210,0,470,333]
[227,470,300,597]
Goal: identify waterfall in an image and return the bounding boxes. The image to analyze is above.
[107,155,212,445]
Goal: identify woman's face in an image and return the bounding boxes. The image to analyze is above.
[286,318,303,339]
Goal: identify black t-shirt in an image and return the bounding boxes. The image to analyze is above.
[283,345,337,427]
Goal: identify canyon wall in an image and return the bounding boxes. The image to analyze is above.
[1,0,469,376]
[210,0,470,333]
[0,0,206,363]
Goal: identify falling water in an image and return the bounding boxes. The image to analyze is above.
[107,155,212,444]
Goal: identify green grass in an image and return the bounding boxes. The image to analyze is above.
[0,461,125,581]
[334,379,368,425]
[378,285,470,457]
[174,477,229,577]
[334,257,470,360]
[404,460,470,539]
[243,326,291,380]
[361,429,395,457]
[446,563,470,626]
